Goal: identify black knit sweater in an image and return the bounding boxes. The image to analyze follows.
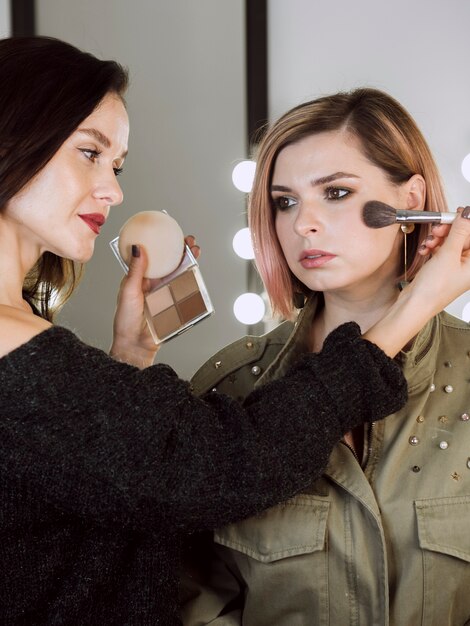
[0,323,406,625]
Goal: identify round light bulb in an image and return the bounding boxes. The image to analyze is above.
[232,227,255,259]
[233,292,266,325]
[232,160,256,193]
[461,153,470,183]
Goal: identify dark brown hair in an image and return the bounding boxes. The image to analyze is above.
[0,36,129,320]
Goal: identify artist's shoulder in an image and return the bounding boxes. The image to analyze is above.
[190,320,294,398]
[0,305,52,359]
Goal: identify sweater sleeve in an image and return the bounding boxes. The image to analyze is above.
[0,323,406,534]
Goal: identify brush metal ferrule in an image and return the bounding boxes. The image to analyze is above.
[395,210,455,224]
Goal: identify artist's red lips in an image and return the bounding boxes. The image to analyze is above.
[78,213,106,235]
[299,249,337,269]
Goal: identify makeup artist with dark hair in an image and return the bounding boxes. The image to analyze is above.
[0,37,469,625]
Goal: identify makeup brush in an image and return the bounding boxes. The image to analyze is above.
[362,200,456,229]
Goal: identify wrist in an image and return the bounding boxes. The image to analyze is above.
[110,338,158,369]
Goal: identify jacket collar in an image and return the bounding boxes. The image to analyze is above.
[255,296,321,388]
[396,314,439,391]
[257,294,440,393]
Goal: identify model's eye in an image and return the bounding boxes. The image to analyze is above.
[325,187,350,201]
[272,196,297,211]
[80,148,101,163]
[113,167,124,177]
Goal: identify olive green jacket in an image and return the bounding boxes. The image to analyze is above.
[182,298,470,626]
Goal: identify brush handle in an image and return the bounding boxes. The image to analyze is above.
[396,210,455,224]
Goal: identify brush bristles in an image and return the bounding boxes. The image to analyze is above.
[362,201,398,228]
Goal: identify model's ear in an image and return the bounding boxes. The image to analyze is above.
[402,174,426,211]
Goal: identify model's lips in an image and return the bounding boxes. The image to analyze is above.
[78,213,106,235]
[299,249,336,269]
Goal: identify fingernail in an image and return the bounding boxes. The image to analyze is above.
[425,234,434,242]
[418,243,427,251]
[462,206,470,220]
[132,244,140,258]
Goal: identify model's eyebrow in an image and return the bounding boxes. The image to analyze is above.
[271,171,359,193]
[77,127,128,158]
[311,172,359,186]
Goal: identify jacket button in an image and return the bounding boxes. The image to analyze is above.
[439,441,449,450]
[214,361,222,369]
[409,436,420,446]
[444,385,454,393]
[460,413,470,421]
[251,366,261,376]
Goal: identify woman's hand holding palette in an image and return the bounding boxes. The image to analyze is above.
[110,211,214,344]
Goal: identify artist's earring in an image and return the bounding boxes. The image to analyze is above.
[398,223,415,290]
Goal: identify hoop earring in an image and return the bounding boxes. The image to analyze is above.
[398,223,415,290]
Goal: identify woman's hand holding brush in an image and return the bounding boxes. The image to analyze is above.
[364,207,470,357]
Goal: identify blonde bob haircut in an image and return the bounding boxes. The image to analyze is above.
[248,87,447,319]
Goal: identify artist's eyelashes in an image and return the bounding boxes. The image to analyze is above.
[80,148,102,163]
[80,148,124,176]
[272,195,297,211]
[324,186,351,201]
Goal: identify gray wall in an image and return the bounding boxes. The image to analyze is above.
[0,0,10,37]
[37,0,248,379]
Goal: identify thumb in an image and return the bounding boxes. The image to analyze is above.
[126,244,149,292]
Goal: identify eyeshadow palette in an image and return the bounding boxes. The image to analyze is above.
[110,238,214,344]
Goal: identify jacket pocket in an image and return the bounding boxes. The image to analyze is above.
[215,494,329,562]
[416,495,470,561]
[415,495,470,625]
[214,495,330,625]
